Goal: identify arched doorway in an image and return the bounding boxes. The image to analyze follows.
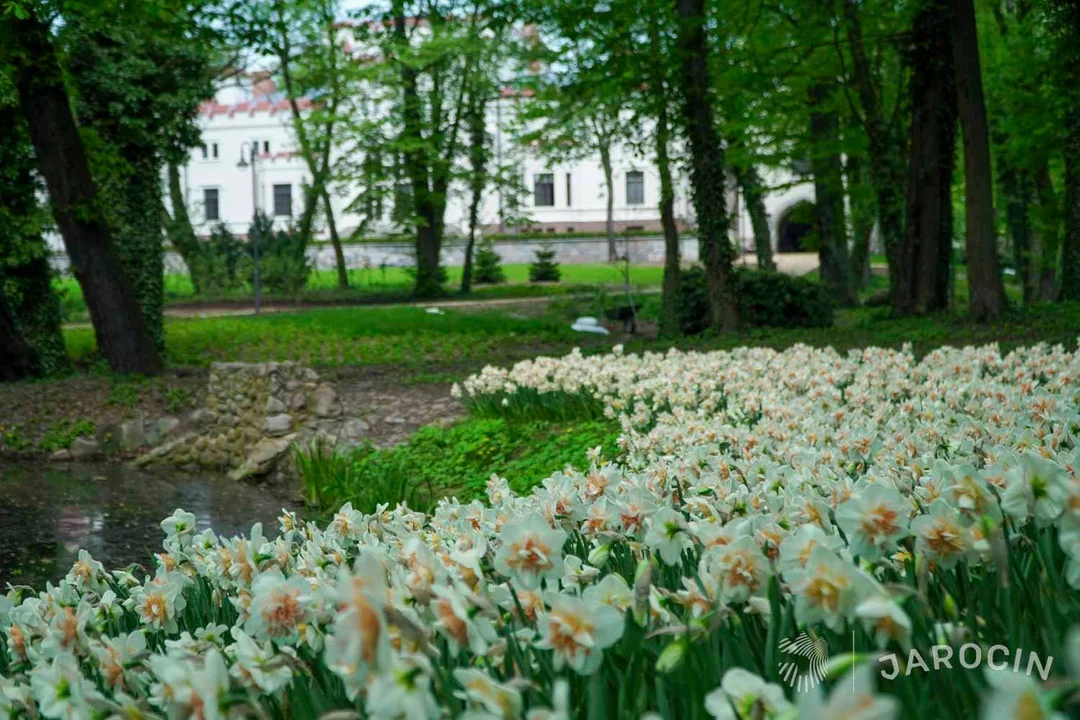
[776,201,816,253]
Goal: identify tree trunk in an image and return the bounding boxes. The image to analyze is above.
[599,142,617,262]
[165,162,203,294]
[894,0,957,316]
[953,0,1006,318]
[999,155,1035,303]
[0,288,36,382]
[843,0,906,307]
[5,254,70,378]
[461,87,488,295]
[674,0,738,331]
[321,188,349,289]
[656,103,681,338]
[735,166,775,272]
[394,7,441,297]
[1033,161,1060,301]
[8,12,161,375]
[1063,103,1080,301]
[808,81,855,306]
[847,154,874,289]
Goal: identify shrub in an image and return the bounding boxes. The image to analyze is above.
[528,242,561,282]
[677,265,833,335]
[249,212,310,296]
[191,223,250,294]
[471,238,506,284]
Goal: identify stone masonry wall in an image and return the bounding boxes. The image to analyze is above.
[134,362,365,480]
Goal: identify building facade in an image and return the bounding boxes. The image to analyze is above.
[169,73,818,263]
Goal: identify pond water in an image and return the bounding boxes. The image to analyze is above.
[0,461,304,588]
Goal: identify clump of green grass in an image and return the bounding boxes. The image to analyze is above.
[463,388,607,422]
[38,418,95,452]
[294,417,622,512]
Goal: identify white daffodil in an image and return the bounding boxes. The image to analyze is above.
[910,499,972,570]
[836,484,911,561]
[645,507,694,565]
[704,667,793,720]
[493,513,567,590]
[536,592,625,675]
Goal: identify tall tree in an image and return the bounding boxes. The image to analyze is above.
[2,9,161,375]
[674,0,737,331]
[892,0,957,316]
[953,0,1005,318]
[461,77,490,294]
[838,0,908,303]
[1048,0,1080,300]
[0,91,68,379]
[734,166,775,272]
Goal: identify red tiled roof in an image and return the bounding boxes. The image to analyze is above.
[199,97,314,118]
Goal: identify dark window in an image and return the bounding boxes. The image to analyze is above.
[212,143,219,159]
[200,144,208,160]
[263,140,271,154]
[273,184,292,216]
[565,173,572,206]
[626,171,644,205]
[203,188,219,221]
[534,173,554,207]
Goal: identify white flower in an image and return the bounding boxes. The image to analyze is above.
[702,537,772,605]
[797,664,897,720]
[704,667,792,720]
[366,654,439,720]
[229,629,294,693]
[910,499,972,569]
[493,513,567,590]
[536,592,625,675]
[453,669,522,719]
[29,652,102,720]
[244,571,312,644]
[645,507,694,565]
[787,546,873,631]
[836,484,911,561]
[161,509,198,545]
[980,669,1065,720]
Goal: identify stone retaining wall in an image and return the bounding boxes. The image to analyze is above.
[134,362,365,480]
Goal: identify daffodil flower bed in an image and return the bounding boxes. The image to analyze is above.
[3,342,1080,719]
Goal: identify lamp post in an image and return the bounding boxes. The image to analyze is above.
[237,141,262,315]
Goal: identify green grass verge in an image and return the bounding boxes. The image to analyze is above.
[296,416,622,512]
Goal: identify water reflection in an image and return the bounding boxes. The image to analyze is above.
[0,462,303,587]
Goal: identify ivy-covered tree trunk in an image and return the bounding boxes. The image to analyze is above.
[808,81,855,306]
[999,154,1036,304]
[0,102,69,378]
[655,101,681,337]
[0,288,36,382]
[953,0,1006,318]
[165,162,203,295]
[6,11,161,375]
[674,0,737,331]
[894,0,957,316]
[735,166,775,272]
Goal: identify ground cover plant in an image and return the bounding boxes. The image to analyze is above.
[295,417,622,512]
[2,341,1079,719]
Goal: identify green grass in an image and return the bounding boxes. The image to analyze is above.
[296,416,622,511]
[53,263,665,321]
[61,294,1080,375]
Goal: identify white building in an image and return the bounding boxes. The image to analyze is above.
[171,72,818,263]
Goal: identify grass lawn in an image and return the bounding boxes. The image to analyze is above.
[53,263,665,321]
[62,291,1080,374]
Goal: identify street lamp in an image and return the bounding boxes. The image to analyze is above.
[237,141,263,315]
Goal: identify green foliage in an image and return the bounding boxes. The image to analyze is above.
[192,224,251,295]
[295,417,622,512]
[471,238,506,284]
[164,387,193,415]
[678,266,834,335]
[38,419,95,452]
[0,424,30,452]
[106,379,143,408]
[250,212,310,296]
[528,243,561,282]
